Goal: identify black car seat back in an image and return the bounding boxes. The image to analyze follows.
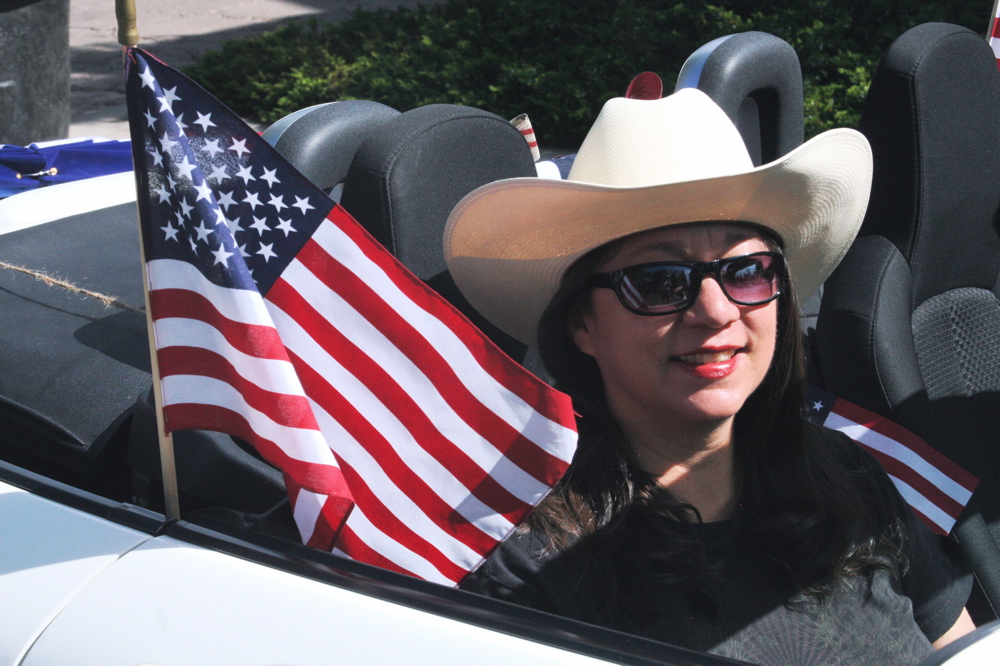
[814,22,1000,619]
[675,31,804,166]
[261,100,400,194]
[340,104,539,365]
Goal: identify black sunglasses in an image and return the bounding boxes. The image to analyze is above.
[589,252,785,316]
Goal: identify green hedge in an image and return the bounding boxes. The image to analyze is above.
[185,0,986,148]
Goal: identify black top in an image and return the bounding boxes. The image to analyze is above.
[461,425,971,666]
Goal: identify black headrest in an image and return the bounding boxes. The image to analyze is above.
[264,100,400,193]
[859,23,1000,305]
[0,203,150,463]
[339,104,537,360]
[676,31,804,164]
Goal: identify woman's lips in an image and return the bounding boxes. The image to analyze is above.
[672,348,741,379]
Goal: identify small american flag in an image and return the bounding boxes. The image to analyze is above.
[125,48,578,585]
[990,1,1000,69]
[806,385,978,535]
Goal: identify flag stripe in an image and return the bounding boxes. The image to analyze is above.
[288,342,530,535]
[151,288,287,360]
[280,244,569,486]
[158,346,317,431]
[886,473,955,535]
[267,273,553,506]
[830,399,978,490]
[825,409,976,504]
[160,374,338,477]
[162,399,349,496]
[148,259,271,326]
[154,318,304,397]
[268,310,535,547]
[867,450,962,534]
[335,457,476,581]
[320,208,578,438]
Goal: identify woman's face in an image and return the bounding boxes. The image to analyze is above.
[571,223,779,435]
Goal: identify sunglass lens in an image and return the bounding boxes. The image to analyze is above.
[720,255,780,304]
[620,266,693,312]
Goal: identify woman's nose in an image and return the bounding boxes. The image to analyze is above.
[682,276,741,327]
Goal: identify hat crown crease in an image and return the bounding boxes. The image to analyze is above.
[568,90,755,188]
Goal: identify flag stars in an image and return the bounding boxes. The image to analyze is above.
[144,109,157,128]
[235,164,255,184]
[193,221,214,243]
[207,164,229,183]
[216,190,238,211]
[238,243,251,258]
[275,218,296,237]
[811,401,825,412]
[249,216,269,234]
[257,242,277,262]
[260,167,280,187]
[194,111,216,133]
[139,65,157,90]
[161,222,181,242]
[292,196,314,215]
[243,190,262,210]
[148,149,164,168]
[175,113,189,132]
[194,180,213,202]
[202,139,223,157]
[162,86,182,109]
[229,138,250,158]
[159,132,177,154]
[179,196,194,219]
[268,193,287,212]
[175,156,197,181]
[155,184,171,203]
[214,208,231,227]
[212,244,234,266]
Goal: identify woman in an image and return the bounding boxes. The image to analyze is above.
[444,88,974,664]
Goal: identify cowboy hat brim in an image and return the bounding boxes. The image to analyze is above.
[444,127,872,347]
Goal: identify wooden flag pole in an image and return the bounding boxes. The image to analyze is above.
[117,0,181,521]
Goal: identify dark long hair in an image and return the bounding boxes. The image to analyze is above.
[529,225,903,622]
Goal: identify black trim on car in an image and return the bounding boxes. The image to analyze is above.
[0,459,164,535]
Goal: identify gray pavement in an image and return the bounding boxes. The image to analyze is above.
[70,0,436,139]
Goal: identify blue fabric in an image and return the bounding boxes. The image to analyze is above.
[0,140,133,199]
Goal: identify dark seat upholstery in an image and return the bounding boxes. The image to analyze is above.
[814,23,1000,620]
[340,104,541,368]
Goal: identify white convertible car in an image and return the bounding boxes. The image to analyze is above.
[2,25,1000,666]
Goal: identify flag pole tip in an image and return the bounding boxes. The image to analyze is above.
[116,0,139,47]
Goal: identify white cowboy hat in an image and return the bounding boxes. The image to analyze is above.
[444,87,873,347]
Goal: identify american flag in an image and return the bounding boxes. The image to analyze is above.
[125,48,578,585]
[990,0,1000,69]
[806,386,978,535]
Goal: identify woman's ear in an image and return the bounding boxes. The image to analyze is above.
[569,309,596,358]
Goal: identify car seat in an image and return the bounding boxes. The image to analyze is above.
[675,31,804,168]
[813,23,1000,621]
[339,103,542,372]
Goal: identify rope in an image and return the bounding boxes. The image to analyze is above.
[0,260,144,315]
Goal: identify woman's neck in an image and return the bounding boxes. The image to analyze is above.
[625,417,738,522]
